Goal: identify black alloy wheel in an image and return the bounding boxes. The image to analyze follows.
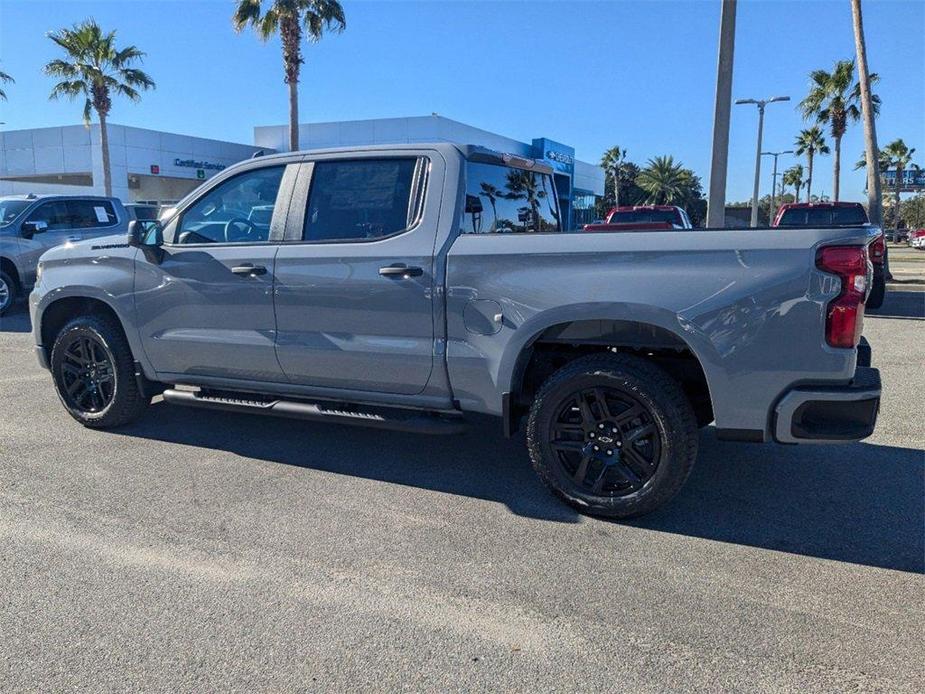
[549,386,661,497]
[58,334,116,413]
[526,354,698,518]
[50,314,151,428]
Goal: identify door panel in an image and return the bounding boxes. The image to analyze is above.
[133,164,294,381]
[274,246,435,394]
[274,155,440,395]
[134,245,282,380]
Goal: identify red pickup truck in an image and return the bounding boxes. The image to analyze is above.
[773,202,886,309]
[583,205,693,232]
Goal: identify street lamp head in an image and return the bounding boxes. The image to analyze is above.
[735,98,758,105]
[768,96,791,103]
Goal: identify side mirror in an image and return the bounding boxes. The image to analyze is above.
[21,220,48,239]
[128,219,163,248]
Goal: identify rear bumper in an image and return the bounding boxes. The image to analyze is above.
[773,366,881,444]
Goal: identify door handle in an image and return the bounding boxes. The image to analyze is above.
[379,264,423,278]
[231,264,267,276]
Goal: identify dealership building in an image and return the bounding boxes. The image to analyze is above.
[1,115,604,227]
[0,124,267,204]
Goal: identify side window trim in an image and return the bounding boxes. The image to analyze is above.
[283,156,429,245]
[163,163,298,247]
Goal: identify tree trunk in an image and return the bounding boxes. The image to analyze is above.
[613,168,620,209]
[280,16,303,152]
[895,165,903,227]
[99,111,112,197]
[851,0,882,225]
[288,80,299,152]
[833,135,841,202]
[806,152,814,202]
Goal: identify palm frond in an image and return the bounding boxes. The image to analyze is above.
[48,79,89,100]
[233,0,264,31]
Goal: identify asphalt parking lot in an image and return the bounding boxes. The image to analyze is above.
[1,292,923,692]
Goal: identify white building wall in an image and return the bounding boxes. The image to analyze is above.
[1,124,269,201]
[254,115,605,195]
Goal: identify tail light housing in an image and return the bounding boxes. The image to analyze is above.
[868,232,885,265]
[816,245,869,349]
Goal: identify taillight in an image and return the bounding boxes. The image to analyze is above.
[816,246,869,349]
[868,232,885,265]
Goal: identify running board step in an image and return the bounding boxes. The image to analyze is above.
[161,388,467,435]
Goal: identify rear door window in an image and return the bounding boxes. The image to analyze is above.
[462,162,560,234]
[67,200,117,228]
[302,158,423,242]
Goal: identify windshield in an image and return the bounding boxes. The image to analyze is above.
[0,199,31,226]
[609,209,680,224]
[778,205,868,226]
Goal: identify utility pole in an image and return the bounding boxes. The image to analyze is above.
[736,96,790,226]
[851,0,883,227]
[762,149,793,220]
[706,0,737,228]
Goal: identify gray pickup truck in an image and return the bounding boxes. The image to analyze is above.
[0,194,130,315]
[28,144,882,517]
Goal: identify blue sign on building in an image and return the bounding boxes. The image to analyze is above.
[532,138,576,228]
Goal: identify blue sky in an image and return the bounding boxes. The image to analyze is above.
[1,0,922,202]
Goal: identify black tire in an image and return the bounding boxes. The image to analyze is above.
[0,269,17,316]
[50,314,150,428]
[867,274,885,310]
[526,353,698,519]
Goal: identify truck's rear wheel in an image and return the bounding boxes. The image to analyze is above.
[526,354,698,518]
[50,315,150,428]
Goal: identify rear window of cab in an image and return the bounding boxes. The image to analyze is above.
[778,206,868,226]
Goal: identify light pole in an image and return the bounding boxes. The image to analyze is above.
[762,149,793,218]
[736,96,790,226]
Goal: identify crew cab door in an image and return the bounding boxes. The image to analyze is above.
[273,154,440,395]
[133,163,296,382]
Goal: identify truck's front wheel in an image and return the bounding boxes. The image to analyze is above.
[526,354,698,518]
[50,315,150,428]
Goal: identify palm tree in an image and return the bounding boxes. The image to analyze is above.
[0,67,13,100]
[800,59,879,201]
[44,20,155,197]
[880,139,917,227]
[503,169,547,231]
[233,0,346,152]
[600,146,628,209]
[851,0,883,226]
[479,182,501,226]
[794,126,829,202]
[637,156,694,205]
[783,165,804,203]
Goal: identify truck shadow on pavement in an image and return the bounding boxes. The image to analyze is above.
[0,307,32,333]
[867,290,924,320]
[121,403,924,573]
